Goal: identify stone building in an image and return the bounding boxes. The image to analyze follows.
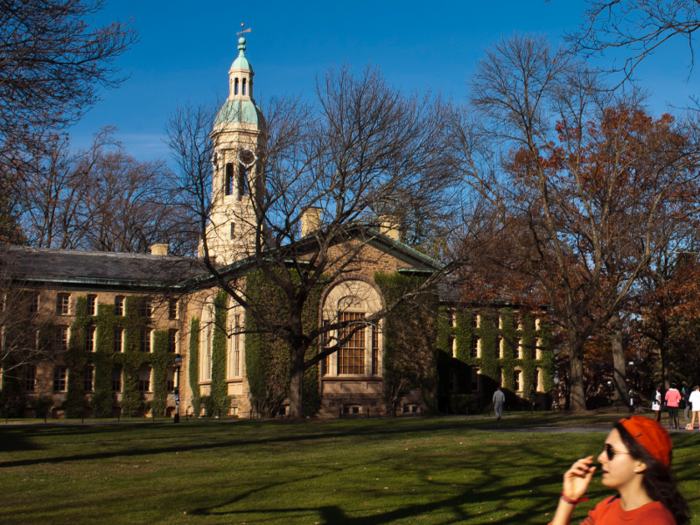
[0,38,553,419]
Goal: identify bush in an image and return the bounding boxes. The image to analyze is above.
[30,396,54,419]
[449,394,480,415]
[201,395,215,417]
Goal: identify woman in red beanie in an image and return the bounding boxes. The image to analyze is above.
[550,416,688,525]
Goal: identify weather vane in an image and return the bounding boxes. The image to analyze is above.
[237,23,252,37]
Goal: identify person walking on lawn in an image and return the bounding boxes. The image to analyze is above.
[681,387,690,428]
[665,383,681,430]
[653,384,663,423]
[549,416,688,525]
[492,386,505,420]
[689,386,700,430]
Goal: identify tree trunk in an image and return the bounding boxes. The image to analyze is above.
[569,332,586,411]
[610,312,628,407]
[288,347,305,420]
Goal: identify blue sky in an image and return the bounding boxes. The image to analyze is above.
[69,0,699,160]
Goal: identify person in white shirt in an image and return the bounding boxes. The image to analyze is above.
[689,386,700,430]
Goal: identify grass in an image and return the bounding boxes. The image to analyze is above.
[0,414,699,524]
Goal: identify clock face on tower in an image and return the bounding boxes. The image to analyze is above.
[238,147,257,168]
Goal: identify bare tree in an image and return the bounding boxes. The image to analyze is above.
[0,0,137,159]
[168,64,459,419]
[13,127,197,255]
[449,34,700,411]
[567,0,700,83]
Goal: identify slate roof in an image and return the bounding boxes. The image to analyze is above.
[2,246,207,291]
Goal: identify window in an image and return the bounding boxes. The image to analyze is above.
[53,366,67,392]
[471,314,480,328]
[343,405,361,415]
[471,368,480,392]
[87,294,97,316]
[471,337,480,358]
[233,315,241,377]
[138,367,151,392]
[140,329,151,353]
[205,327,212,380]
[497,337,503,358]
[534,338,542,360]
[168,299,178,320]
[225,163,234,196]
[55,326,68,351]
[514,369,522,392]
[230,222,236,239]
[238,166,247,197]
[234,77,239,95]
[115,296,124,316]
[338,312,365,375]
[84,366,94,392]
[242,78,247,96]
[513,337,521,359]
[29,293,39,314]
[449,334,456,358]
[113,327,123,353]
[112,367,122,392]
[535,317,541,331]
[25,365,36,392]
[372,324,379,376]
[140,298,152,318]
[56,293,70,315]
[85,326,95,352]
[536,368,544,392]
[168,329,178,353]
[167,368,176,393]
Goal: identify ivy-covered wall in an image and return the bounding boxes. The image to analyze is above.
[437,306,553,409]
[63,295,177,418]
[375,272,439,415]
[188,317,202,416]
[244,270,323,418]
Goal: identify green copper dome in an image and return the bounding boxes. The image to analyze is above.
[231,37,253,72]
[215,99,265,127]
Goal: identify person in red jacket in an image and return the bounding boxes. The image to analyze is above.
[549,416,688,525]
[665,383,682,430]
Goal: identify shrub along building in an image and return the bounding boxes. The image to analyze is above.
[0,39,553,419]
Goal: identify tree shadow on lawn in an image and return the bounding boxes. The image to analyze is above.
[189,441,607,524]
[0,419,572,468]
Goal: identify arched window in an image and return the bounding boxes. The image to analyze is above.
[234,78,239,95]
[242,78,247,96]
[225,163,233,196]
[238,166,247,198]
[322,280,383,377]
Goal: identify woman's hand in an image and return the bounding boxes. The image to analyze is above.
[562,456,596,500]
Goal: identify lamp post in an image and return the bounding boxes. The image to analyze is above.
[173,357,182,423]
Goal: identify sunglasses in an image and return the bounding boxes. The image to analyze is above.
[604,443,631,461]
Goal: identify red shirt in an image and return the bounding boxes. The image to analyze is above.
[580,496,675,524]
[665,389,682,408]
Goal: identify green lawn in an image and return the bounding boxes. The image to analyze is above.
[1,415,699,524]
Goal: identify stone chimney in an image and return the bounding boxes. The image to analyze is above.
[151,243,169,256]
[301,207,322,237]
[380,217,399,241]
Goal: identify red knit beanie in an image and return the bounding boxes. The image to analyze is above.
[619,416,673,468]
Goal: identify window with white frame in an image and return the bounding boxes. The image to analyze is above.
[114,296,124,316]
[471,368,480,391]
[55,326,68,351]
[54,366,67,392]
[56,293,70,315]
[85,326,96,352]
[514,369,522,392]
[84,366,94,392]
[114,327,123,352]
[138,366,151,392]
[87,294,97,316]
[168,329,178,353]
[25,365,36,392]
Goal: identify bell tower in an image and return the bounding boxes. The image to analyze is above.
[203,32,266,266]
